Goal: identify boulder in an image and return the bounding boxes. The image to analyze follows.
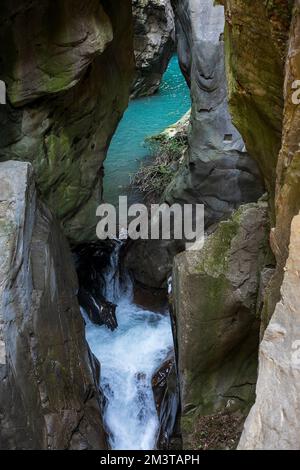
[125,238,185,289]
[172,202,272,448]
[131,0,175,98]
[0,161,107,450]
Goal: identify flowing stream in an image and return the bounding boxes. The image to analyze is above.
[83,57,190,450]
[104,55,191,204]
[84,244,174,450]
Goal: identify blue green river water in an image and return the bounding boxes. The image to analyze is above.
[85,56,190,450]
[104,55,191,204]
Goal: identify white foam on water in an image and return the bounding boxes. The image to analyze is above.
[83,250,174,450]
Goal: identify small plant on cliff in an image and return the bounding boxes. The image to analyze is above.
[131,135,187,204]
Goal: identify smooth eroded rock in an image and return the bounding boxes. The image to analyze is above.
[172,202,272,448]
[167,0,264,226]
[131,0,175,98]
[0,0,134,244]
[239,212,300,450]
[219,0,292,198]
[0,161,107,450]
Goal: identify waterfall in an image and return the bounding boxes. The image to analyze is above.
[82,241,174,450]
[78,55,188,450]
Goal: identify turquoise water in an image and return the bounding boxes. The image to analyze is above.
[104,55,191,205]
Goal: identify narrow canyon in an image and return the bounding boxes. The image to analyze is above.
[0,0,299,451]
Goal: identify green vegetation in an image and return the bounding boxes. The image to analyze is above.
[196,206,243,276]
[131,135,187,204]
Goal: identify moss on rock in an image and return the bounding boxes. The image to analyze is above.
[0,0,134,244]
[221,0,292,208]
[173,202,271,448]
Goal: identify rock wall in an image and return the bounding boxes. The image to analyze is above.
[0,161,107,449]
[218,0,300,449]
[126,0,264,291]
[218,0,294,325]
[239,212,300,450]
[0,0,134,244]
[221,1,300,449]
[167,0,264,226]
[173,202,271,448]
[131,0,175,98]
[267,0,300,327]
[218,0,292,200]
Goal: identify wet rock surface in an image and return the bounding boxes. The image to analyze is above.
[75,242,119,330]
[151,353,180,449]
[0,161,107,450]
[78,288,117,331]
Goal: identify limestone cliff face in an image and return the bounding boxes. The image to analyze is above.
[173,203,271,449]
[229,1,300,449]
[219,0,300,449]
[267,1,300,326]
[167,0,263,227]
[0,0,134,244]
[218,0,292,199]
[131,0,175,98]
[0,161,107,450]
[239,212,300,450]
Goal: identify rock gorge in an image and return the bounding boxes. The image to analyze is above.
[0,0,134,449]
[170,0,300,449]
[125,0,265,289]
[0,0,300,451]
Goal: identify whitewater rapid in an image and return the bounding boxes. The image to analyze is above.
[82,55,188,450]
[83,246,174,450]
